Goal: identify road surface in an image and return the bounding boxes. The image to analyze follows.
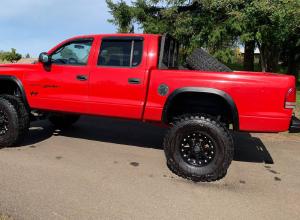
[0,116,300,219]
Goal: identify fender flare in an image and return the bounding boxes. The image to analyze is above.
[0,75,30,110]
[162,87,239,130]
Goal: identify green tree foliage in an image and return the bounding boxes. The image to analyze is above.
[106,0,134,33]
[0,49,22,63]
[106,0,239,63]
[106,0,245,63]
[106,0,300,80]
[0,51,4,61]
[227,0,300,73]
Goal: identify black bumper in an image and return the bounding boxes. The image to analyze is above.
[289,116,300,133]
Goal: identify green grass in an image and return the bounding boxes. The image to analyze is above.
[226,61,299,78]
[0,214,13,220]
[296,89,300,118]
[226,63,262,72]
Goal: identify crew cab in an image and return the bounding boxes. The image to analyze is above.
[0,33,299,182]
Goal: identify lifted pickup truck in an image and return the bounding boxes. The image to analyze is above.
[0,34,299,182]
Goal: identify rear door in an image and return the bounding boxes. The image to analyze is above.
[89,36,148,119]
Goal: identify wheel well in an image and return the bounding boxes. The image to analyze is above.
[0,80,21,96]
[0,78,29,110]
[163,92,239,130]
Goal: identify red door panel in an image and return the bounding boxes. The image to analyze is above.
[26,64,90,113]
[88,37,148,119]
[24,37,96,114]
[89,67,147,119]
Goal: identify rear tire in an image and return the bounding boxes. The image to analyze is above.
[164,114,234,182]
[187,48,232,72]
[0,98,20,147]
[49,114,80,128]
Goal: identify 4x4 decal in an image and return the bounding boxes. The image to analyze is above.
[30,91,39,96]
[43,85,59,89]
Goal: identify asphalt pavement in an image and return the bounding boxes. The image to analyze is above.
[0,116,300,220]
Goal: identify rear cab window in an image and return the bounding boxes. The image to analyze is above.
[98,37,143,68]
[158,34,179,70]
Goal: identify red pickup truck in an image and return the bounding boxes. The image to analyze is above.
[0,34,299,182]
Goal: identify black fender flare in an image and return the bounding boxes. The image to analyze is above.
[162,87,239,130]
[0,75,30,110]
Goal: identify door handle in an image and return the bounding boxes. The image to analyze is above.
[76,75,88,81]
[128,78,141,84]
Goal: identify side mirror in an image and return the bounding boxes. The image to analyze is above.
[38,52,50,64]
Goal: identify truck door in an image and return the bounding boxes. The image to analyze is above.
[25,38,94,114]
[89,36,148,119]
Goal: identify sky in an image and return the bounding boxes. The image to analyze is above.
[0,0,131,57]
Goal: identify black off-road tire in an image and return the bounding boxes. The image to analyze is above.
[164,114,234,182]
[187,48,232,72]
[1,95,30,144]
[0,97,20,147]
[49,114,80,128]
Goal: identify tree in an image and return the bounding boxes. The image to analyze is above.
[106,0,134,33]
[106,0,300,80]
[25,53,30,58]
[0,49,22,63]
[243,41,255,71]
[0,51,5,61]
[107,0,239,63]
[226,0,300,75]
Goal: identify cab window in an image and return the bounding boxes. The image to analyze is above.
[159,34,179,69]
[51,39,93,66]
[98,39,143,67]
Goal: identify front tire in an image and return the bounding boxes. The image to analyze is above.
[1,95,30,144]
[0,98,20,147]
[49,114,80,128]
[164,114,234,182]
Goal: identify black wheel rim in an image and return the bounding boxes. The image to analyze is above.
[0,110,9,136]
[179,132,216,167]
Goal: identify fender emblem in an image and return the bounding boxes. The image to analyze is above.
[158,84,169,96]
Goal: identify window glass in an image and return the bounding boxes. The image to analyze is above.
[98,40,143,67]
[51,39,93,66]
[159,35,179,69]
[132,41,143,67]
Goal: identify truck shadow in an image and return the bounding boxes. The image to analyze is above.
[233,132,274,164]
[24,116,273,164]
